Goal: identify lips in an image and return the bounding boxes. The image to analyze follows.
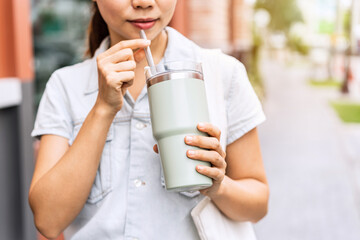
[128,18,158,30]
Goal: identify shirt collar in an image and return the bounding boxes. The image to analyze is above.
[162,27,200,63]
[84,37,110,95]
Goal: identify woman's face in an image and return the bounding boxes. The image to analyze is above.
[96,0,177,41]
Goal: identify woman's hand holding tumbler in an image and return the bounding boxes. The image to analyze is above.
[153,122,227,198]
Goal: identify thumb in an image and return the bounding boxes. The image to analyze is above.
[153,144,159,154]
[121,88,127,96]
[134,48,146,63]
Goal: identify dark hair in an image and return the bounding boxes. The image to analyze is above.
[86,2,109,57]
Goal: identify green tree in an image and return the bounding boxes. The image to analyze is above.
[255,0,303,34]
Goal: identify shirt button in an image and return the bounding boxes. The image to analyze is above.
[134,179,145,187]
[135,122,146,130]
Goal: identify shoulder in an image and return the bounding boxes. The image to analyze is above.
[48,58,94,92]
[166,27,246,75]
[165,27,201,61]
[199,48,245,74]
[198,48,247,97]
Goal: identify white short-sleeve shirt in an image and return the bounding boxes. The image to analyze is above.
[32,27,265,240]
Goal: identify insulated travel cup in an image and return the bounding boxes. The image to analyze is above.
[146,62,213,192]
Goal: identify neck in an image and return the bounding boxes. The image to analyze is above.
[148,29,168,65]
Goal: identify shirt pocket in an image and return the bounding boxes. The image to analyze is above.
[71,121,114,204]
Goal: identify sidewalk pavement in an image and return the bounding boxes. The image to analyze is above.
[253,59,360,240]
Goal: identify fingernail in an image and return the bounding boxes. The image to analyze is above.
[186,136,193,143]
[198,122,205,129]
[197,166,203,170]
[188,150,195,156]
[145,40,151,44]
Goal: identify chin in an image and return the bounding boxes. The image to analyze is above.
[143,27,165,40]
[112,23,164,42]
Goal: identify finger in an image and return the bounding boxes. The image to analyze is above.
[185,135,225,157]
[199,189,208,195]
[187,150,226,169]
[196,165,224,182]
[106,48,134,63]
[111,60,136,72]
[153,144,159,154]
[134,49,146,63]
[100,39,150,59]
[121,79,134,90]
[108,71,135,89]
[197,122,221,141]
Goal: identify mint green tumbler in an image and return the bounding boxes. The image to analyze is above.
[146,62,213,192]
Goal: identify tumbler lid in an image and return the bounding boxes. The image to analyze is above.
[145,61,203,88]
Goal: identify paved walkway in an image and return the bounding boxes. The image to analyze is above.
[253,59,360,240]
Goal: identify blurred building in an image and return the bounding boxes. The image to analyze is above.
[230,0,254,52]
[32,0,90,107]
[170,0,255,64]
[0,0,36,239]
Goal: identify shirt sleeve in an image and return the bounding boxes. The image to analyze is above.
[31,72,72,140]
[226,60,266,145]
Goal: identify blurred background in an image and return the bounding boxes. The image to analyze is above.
[1,0,360,239]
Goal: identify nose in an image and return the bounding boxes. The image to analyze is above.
[132,0,155,9]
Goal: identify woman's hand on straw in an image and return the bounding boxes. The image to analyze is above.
[95,39,150,116]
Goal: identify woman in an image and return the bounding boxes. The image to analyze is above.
[29,0,269,239]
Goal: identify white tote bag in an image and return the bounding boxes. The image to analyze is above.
[191,197,257,240]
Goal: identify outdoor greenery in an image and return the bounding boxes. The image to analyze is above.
[331,101,360,123]
[343,10,351,40]
[255,0,303,34]
[250,0,306,99]
[309,78,342,88]
[287,35,310,56]
[248,28,265,100]
[255,0,309,56]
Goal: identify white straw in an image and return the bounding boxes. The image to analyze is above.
[139,30,156,75]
